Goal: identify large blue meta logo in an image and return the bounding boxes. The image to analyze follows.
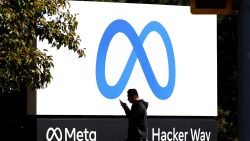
[96,19,175,100]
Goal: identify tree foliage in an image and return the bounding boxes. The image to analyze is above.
[0,0,85,93]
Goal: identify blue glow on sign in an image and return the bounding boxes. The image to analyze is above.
[96,19,175,100]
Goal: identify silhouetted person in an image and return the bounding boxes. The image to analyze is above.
[120,88,148,141]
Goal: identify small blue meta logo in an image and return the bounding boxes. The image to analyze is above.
[96,19,175,100]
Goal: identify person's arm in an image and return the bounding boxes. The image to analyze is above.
[120,100,131,117]
[129,103,144,120]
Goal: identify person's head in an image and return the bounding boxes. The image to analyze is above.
[127,88,139,103]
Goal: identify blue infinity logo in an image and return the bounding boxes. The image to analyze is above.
[96,19,175,100]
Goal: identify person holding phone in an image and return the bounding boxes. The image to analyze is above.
[120,88,149,141]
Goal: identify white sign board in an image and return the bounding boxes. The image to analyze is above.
[37,1,217,116]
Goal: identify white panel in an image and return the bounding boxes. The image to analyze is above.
[37,1,217,116]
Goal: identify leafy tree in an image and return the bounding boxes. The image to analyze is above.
[0,0,85,93]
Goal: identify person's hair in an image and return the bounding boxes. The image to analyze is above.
[127,88,138,97]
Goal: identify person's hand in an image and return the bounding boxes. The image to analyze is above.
[119,99,127,107]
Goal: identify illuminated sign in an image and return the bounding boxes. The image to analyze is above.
[96,19,175,100]
[37,1,217,116]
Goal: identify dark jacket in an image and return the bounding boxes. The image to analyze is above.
[122,99,149,141]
